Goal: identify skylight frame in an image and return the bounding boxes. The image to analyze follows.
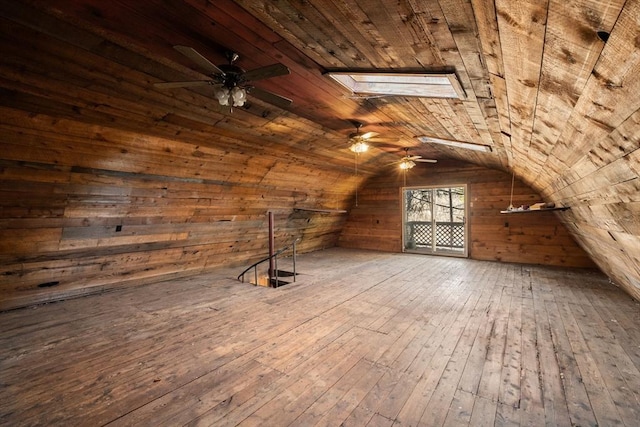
[417,136,492,153]
[326,71,466,99]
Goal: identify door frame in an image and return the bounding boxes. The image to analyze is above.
[401,184,469,258]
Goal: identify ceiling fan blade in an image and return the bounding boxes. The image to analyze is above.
[173,45,225,76]
[249,87,292,108]
[243,63,290,82]
[415,158,438,163]
[154,80,213,89]
[360,131,379,140]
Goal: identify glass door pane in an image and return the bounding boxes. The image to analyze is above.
[403,189,433,251]
[403,185,467,257]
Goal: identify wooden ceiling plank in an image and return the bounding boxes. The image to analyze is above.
[555,156,638,204]
[355,0,435,68]
[393,0,444,67]
[280,0,396,67]
[15,2,450,154]
[471,0,512,164]
[231,0,356,68]
[495,0,549,182]
[548,118,639,210]
[403,99,453,136]
[438,0,491,99]
[427,99,479,143]
[0,4,263,127]
[527,0,625,188]
[416,1,474,95]
[321,0,404,66]
[0,74,358,177]
[558,176,640,208]
[403,0,503,162]
[470,0,505,78]
[538,0,640,193]
[119,0,289,70]
[153,1,327,110]
[0,17,251,127]
[186,1,400,132]
[583,107,640,170]
[436,0,504,164]
[21,0,349,131]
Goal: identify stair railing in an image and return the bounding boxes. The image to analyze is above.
[237,239,299,287]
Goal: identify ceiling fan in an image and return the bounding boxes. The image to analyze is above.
[155,45,292,109]
[346,120,397,153]
[395,148,437,170]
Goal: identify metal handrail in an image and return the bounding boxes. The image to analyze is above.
[237,239,299,287]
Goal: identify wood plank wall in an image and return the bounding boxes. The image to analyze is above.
[0,108,354,311]
[339,162,596,269]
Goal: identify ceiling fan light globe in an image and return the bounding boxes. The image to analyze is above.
[215,87,230,102]
[231,87,247,106]
[231,86,246,100]
[349,141,369,153]
[400,160,415,170]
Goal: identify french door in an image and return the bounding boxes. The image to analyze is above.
[402,185,468,257]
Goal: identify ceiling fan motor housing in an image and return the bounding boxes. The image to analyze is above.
[217,64,246,88]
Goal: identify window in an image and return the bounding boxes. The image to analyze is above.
[326,71,466,99]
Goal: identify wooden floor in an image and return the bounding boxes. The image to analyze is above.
[2,248,640,426]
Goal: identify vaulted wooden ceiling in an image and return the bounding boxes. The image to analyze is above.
[1,0,639,302]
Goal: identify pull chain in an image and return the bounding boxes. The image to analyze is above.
[508,171,515,210]
[355,153,359,207]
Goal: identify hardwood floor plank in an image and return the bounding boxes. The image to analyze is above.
[106,359,280,426]
[193,329,364,426]
[495,402,520,426]
[422,265,497,426]
[469,395,497,426]
[531,270,573,427]
[339,367,396,427]
[568,302,640,425]
[243,352,365,426]
[442,388,475,426]
[519,295,546,426]
[476,279,511,404]
[457,280,505,395]
[557,301,625,426]
[1,248,638,426]
[376,280,464,421]
[366,413,395,427]
[312,360,387,427]
[589,300,640,370]
[498,294,522,408]
[286,357,380,427]
[545,300,600,426]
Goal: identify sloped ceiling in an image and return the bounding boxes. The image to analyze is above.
[0,0,639,298]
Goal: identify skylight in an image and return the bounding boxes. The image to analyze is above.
[418,136,492,152]
[326,72,466,99]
